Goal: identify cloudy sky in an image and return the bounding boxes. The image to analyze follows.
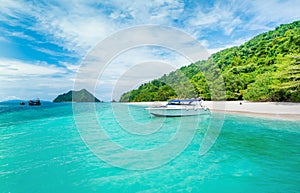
[0,0,299,101]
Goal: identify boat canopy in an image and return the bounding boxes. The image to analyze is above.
[168,99,202,105]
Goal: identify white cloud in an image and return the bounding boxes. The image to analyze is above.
[0,0,116,56]
[0,58,65,76]
[10,31,35,41]
[0,36,8,42]
[1,95,21,101]
[233,0,300,32]
[188,0,300,38]
[207,37,251,54]
[0,58,75,101]
[187,1,243,37]
[59,61,80,72]
[0,0,186,57]
[1,0,299,56]
[185,0,300,56]
[249,0,300,25]
[72,46,191,100]
[108,0,184,24]
[32,46,77,58]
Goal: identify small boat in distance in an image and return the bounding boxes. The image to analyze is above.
[28,99,41,106]
[145,98,210,117]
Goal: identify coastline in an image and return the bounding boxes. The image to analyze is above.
[126,101,300,121]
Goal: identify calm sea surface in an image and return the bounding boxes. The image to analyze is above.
[0,102,299,193]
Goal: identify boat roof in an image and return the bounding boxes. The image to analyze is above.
[168,99,201,103]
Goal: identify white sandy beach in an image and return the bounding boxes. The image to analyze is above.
[126,101,300,121]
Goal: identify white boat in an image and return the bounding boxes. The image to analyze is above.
[145,99,210,117]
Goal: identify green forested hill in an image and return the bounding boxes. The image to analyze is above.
[53,89,101,102]
[120,20,300,102]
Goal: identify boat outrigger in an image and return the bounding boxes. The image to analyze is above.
[145,98,210,117]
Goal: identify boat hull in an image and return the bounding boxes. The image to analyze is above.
[28,100,41,106]
[145,107,210,117]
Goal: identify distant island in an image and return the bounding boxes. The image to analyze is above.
[53,89,101,102]
[120,20,300,102]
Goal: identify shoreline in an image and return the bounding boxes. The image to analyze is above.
[126,101,300,121]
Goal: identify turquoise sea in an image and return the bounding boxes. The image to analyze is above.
[0,102,299,193]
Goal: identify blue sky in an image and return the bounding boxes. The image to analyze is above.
[0,0,299,101]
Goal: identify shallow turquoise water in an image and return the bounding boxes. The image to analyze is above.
[0,102,299,193]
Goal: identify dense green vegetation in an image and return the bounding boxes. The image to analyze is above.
[120,21,300,102]
[53,89,101,102]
